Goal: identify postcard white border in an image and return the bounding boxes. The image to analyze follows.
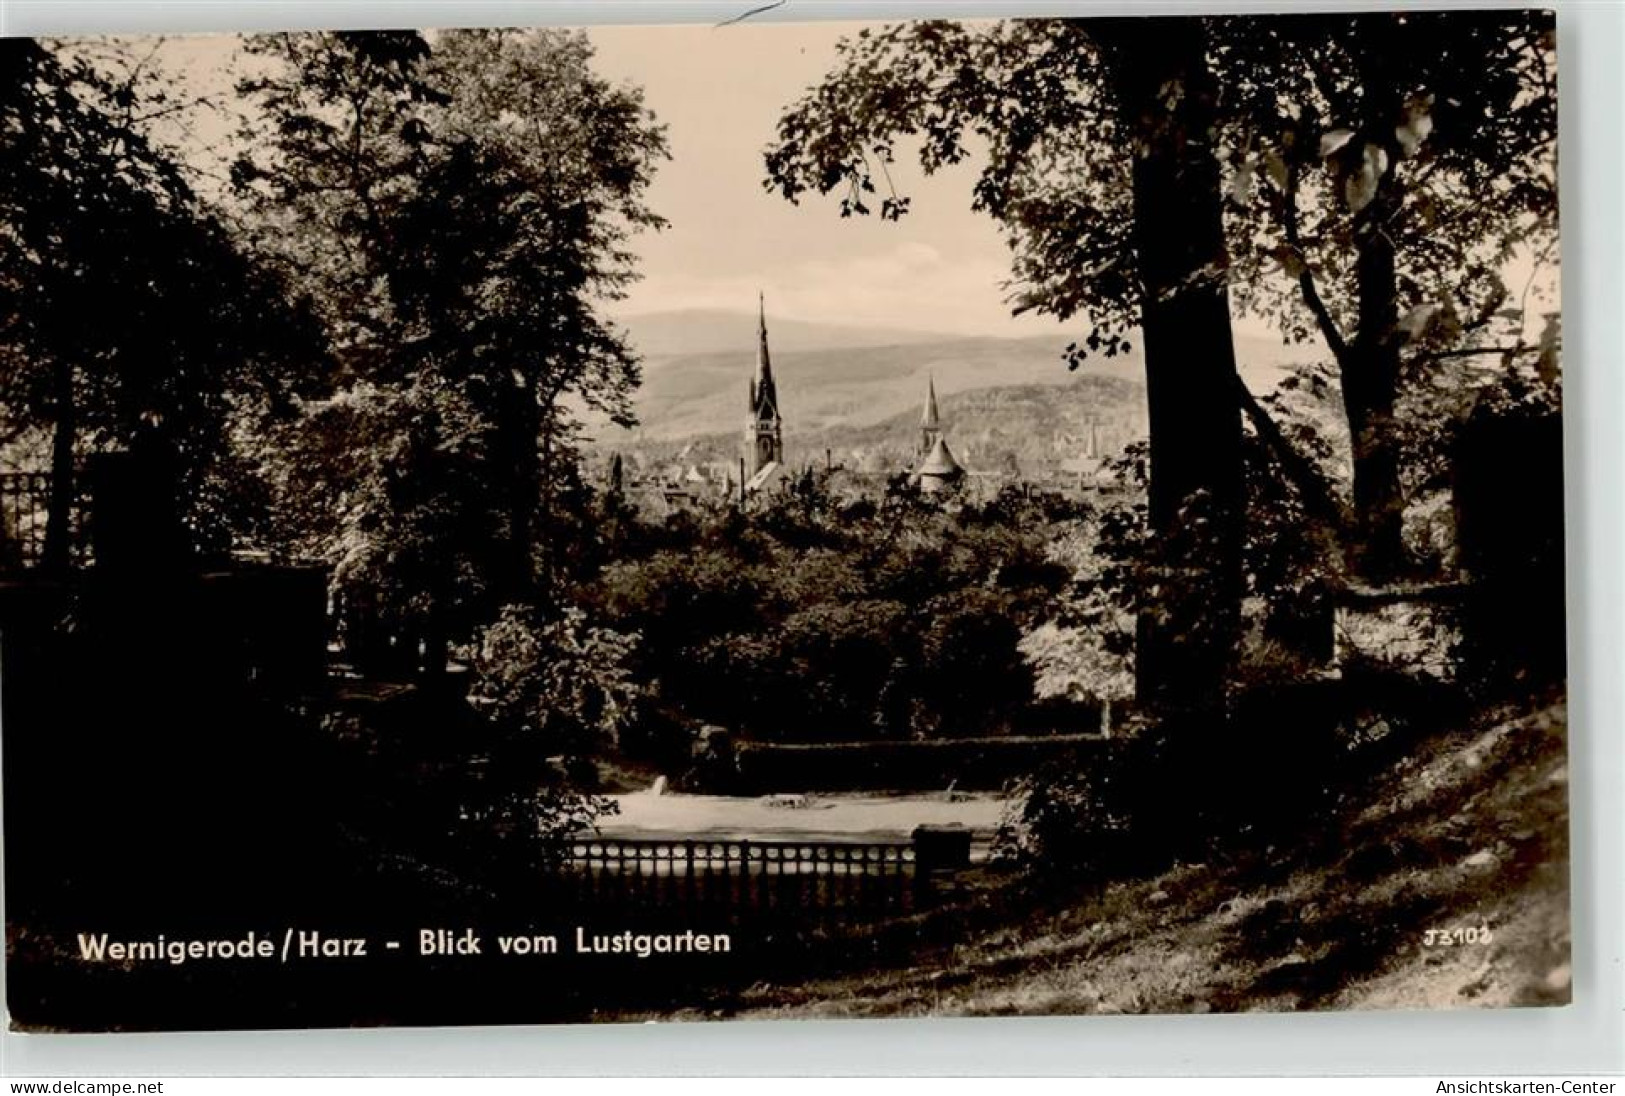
[0,0,1618,1078]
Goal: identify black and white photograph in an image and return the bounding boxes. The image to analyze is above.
[0,9,1569,1033]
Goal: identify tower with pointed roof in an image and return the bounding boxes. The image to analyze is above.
[744,292,783,476]
[919,374,942,457]
[910,373,966,495]
[913,435,966,495]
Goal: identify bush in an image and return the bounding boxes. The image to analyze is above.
[728,734,1105,793]
[461,604,639,861]
[469,603,640,757]
[996,672,1469,884]
[994,764,1137,878]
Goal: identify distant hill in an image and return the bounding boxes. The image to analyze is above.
[608,372,1151,481]
[584,309,1318,482]
[617,334,1103,443]
[616,309,950,359]
[593,311,1307,451]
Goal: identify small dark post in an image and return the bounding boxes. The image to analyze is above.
[911,824,972,905]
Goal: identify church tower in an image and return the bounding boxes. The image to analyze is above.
[744,292,783,476]
[911,372,965,496]
[919,374,942,456]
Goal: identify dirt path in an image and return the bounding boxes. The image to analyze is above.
[598,791,1010,857]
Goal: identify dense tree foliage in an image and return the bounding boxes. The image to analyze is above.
[765,18,1245,713]
[763,12,1559,712]
[0,38,326,567]
[233,29,668,665]
[1214,11,1558,580]
[1,30,672,874]
[581,483,1083,748]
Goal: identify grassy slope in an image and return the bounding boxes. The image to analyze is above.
[695,696,1570,1018]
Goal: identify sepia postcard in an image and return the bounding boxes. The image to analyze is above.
[0,10,1567,1032]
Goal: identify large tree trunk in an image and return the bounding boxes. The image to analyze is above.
[41,357,76,574]
[1344,180,1406,583]
[1101,18,1245,714]
[1339,36,1409,583]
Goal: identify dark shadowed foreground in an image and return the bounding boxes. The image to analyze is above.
[655,696,1569,1019]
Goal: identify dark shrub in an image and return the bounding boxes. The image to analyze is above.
[996,671,1468,882]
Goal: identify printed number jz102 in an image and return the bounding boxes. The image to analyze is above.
[1422,926,1492,946]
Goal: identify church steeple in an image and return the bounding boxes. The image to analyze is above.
[919,374,942,455]
[910,373,966,496]
[750,290,778,422]
[744,291,783,476]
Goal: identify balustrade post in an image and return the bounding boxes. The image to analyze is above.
[911,824,971,906]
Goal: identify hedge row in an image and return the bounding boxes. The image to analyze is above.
[726,733,1111,793]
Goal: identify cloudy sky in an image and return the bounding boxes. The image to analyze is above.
[586,21,1053,338]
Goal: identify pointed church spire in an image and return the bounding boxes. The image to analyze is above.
[745,291,783,476]
[751,290,778,420]
[755,291,773,386]
[919,373,942,455]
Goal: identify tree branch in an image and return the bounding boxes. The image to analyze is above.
[1419,345,1530,362]
[1283,160,1351,367]
[1232,370,1347,543]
